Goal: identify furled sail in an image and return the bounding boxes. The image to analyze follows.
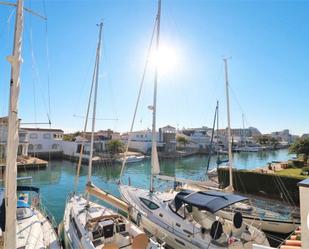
[151,143,160,175]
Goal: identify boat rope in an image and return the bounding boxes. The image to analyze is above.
[42,0,52,124]
[73,47,98,193]
[119,15,158,183]
[29,12,38,126]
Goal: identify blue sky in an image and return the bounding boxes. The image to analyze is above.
[0,0,308,135]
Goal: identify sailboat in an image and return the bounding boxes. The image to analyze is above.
[182,58,301,234]
[206,101,229,178]
[0,1,61,248]
[119,1,270,248]
[62,22,163,249]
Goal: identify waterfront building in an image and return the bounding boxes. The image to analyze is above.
[121,126,176,154]
[181,127,211,149]
[62,134,107,161]
[159,125,177,153]
[216,126,261,138]
[22,127,64,158]
[268,129,298,145]
[0,117,28,162]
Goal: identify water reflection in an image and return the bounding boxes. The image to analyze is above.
[10,149,292,223]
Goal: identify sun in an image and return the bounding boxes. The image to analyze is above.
[150,43,179,74]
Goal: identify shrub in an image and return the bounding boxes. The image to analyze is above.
[301,166,309,176]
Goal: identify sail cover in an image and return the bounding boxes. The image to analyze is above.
[174,190,248,214]
[151,144,160,175]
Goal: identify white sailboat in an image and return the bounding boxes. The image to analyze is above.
[62,22,163,249]
[182,59,300,234]
[0,1,61,248]
[119,1,270,248]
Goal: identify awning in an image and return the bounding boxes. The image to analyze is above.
[174,190,248,214]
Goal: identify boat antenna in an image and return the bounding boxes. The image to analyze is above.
[205,101,218,175]
[150,0,161,193]
[1,1,46,248]
[86,22,103,206]
[223,57,234,192]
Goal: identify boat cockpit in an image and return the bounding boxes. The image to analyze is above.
[86,214,149,249]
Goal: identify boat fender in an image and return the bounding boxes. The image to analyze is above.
[136,212,142,226]
[233,212,243,229]
[210,221,223,240]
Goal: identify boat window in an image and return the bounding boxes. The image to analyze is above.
[16,207,33,220]
[139,198,159,210]
[169,200,192,220]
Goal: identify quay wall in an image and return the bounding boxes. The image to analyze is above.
[218,168,301,205]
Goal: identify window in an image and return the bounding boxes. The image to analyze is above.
[29,134,38,139]
[28,144,34,150]
[139,198,159,210]
[37,144,42,150]
[43,133,51,139]
[52,144,58,150]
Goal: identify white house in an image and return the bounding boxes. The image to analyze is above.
[0,117,28,163]
[180,128,211,149]
[62,137,107,162]
[22,128,64,158]
[121,129,163,154]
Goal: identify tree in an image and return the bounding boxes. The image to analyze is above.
[106,139,124,155]
[256,135,279,148]
[177,135,188,147]
[289,138,309,160]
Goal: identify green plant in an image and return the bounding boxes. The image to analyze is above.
[106,139,124,155]
[176,136,188,147]
[289,138,309,162]
[301,166,309,176]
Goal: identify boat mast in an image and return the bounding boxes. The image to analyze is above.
[74,54,97,193]
[150,0,161,193]
[223,58,234,191]
[206,101,218,174]
[5,0,24,248]
[87,22,103,203]
[242,113,246,147]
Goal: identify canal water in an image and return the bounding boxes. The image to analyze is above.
[16,149,293,223]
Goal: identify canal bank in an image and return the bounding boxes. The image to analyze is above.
[4,149,293,224]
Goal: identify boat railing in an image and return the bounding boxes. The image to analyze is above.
[33,196,58,230]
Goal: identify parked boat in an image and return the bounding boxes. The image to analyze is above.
[120,185,269,248]
[62,22,163,249]
[234,146,262,152]
[119,1,270,248]
[182,59,300,234]
[0,1,61,248]
[116,155,145,164]
[0,187,60,249]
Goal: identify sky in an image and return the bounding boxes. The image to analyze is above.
[0,0,309,135]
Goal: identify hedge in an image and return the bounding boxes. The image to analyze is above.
[218,168,302,205]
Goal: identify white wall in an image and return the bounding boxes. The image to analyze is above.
[27,131,63,153]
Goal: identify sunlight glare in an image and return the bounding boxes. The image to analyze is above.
[150,43,180,74]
